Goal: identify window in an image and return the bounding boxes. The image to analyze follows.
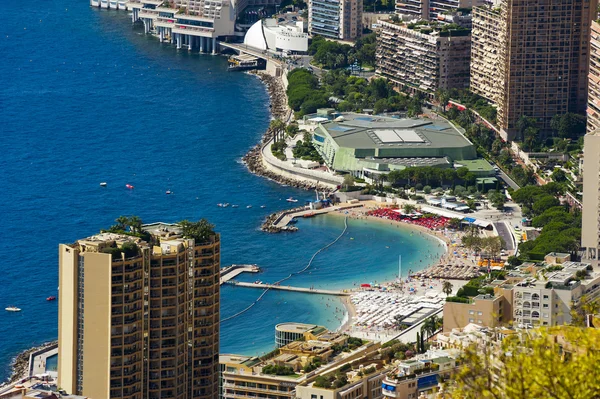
[478,319,483,324]
[469,318,474,323]
[478,311,483,315]
[469,310,474,315]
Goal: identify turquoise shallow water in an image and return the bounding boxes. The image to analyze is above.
[0,0,443,379]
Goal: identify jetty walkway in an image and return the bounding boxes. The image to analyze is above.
[220,264,260,285]
[225,281,350,296]
[274,203,363,229]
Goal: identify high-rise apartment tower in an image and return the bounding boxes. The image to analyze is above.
[58,222,220,399]
[582,20,600,261]
[470,0,597,140]
[308,0,363,40]
[395,0,490,21]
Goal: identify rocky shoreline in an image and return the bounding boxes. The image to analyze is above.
[242,72,334,193]
[5,341,57,384]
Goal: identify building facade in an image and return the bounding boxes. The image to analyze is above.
[58,223,220,399]
[308,0,362,40]
[381,349,458,399]
[128,0,237,54]
[376,21,471,93]
[588,21,600,134]
[470,0,598,140]
[443,293,511,332]
[395,0,488,21]
[275,323,325,348]
[583,21,600,260]
[221,332,381,399]
[311,113,477,176]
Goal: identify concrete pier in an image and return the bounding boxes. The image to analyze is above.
[220,264,260,285]
[225,281,350,296]
[274,203,364,229]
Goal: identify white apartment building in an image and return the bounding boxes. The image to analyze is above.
[128,0,237,54]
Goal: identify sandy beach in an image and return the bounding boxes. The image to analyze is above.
[324,202,478,338]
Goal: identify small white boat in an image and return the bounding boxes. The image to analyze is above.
[286,197,298,203]
[5,306,21,312]
[166,190,172,195]
[223,203,230,207]
[260,205,266,208]
[217,203,223,207]
[247,205,252,208]
[100,182,107,187]
[232,205,239,208]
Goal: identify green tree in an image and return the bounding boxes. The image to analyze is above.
[343,174,355,190]
[115,216,129,231]
[129,215,143,234]
[179,219,215,243]
[270,119,286,143]
[551,168,567,183]
[448,326,600,399]
[442,280,453,296]
[402,203,416,214]
[436,89,450,112]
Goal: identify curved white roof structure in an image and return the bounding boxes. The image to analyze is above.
[243,19,308,53]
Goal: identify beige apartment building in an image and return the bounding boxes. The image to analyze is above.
[583,21,600,260]
[58,222,220,399]
[376,21,471,94]
[443,292,512,332]
[588,21,600,134]
[470,0,597,140]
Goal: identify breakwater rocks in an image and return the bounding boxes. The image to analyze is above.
[260,206,305,233]
[243,73,334,192]
[7,341,57,383]
[243,146,332,191]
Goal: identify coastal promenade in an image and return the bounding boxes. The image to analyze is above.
[225,281,351,296]
[273,203,364,228]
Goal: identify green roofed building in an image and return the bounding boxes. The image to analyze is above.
[312,113,478,178]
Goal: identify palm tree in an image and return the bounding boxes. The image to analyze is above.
[129,215,143,234]
[402,203,416,215]
[442,281,453,296]
[436,89,450,112]
[270,119,286,142]
[115,216,129,231]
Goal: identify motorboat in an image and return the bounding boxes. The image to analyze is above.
[46,296,56,301]
[100,182,107,187]
[126,184,134,189]
[166,190,172,195]
[5,306,21,312]
[260,205,266,208]
[246,205,252,209]
[286,197,298,203]
[231,205,239,208]
[223,203,230,207]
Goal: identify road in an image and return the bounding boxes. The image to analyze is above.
[496,169,520,190]
[494,221,515,251]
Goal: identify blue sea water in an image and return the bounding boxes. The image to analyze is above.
[0,0,443,380]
